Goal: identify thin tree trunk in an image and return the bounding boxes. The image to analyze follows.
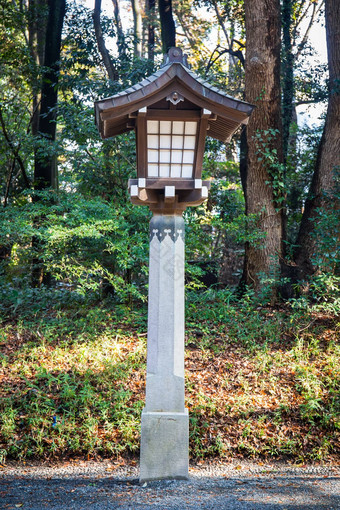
[239,126,247,197]
[131,0,142,58]
[4,159,16,207]
[112,0,126,61]
[294,0,340,274]
[241,0,284,295]
[93,0,118,81]
[146,0,156,62]
[158,0,175,53]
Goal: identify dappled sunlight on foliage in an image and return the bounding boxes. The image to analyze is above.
[0,290,338,463]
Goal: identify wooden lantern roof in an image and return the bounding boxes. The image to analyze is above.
[95,48,254,143]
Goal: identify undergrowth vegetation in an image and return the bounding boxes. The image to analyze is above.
[0,278,339,465]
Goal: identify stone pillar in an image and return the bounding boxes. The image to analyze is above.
[140,213,189,482]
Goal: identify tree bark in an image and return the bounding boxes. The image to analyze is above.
[241,0,284,294]
[93,0,118,81]
[158,0,176,53]
[293,0,340,274]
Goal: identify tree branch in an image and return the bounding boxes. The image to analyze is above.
[295,1,321,60]
[0,105,31,188]
[4,158,16,207]
[292,0,324,58]
[173,6,197,50]
[93,0,119,81]
[205,43,244,76]
[209,0,236,66]
[295,98,327,106]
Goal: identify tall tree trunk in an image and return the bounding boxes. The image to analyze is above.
[32,0,65,287]
[146,0,156,62]
[34,0,66,190]
[241,0,284,294]
[28,0,47,66]
[131,0,142,58]
[293,0,340,275]
[281,0,294,164]
[280,0,295,258]
[28,0,48,136]
[93,0,118,81]
[158,0,175,53]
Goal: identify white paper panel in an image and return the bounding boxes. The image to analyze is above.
[183,151,195,164]
[171,150,182,163]
[170,164,182,178]
[172,135,184,149]
[160,121,171,134]
[185,122,197,135]
[147,120,159,134]
[182,165,193,178]
[184,136,196,150]
[172,121,184,135]
[148,164,158,177]
[160,150,171,163]
[147,134,158,149]
[159,164,170,177]
[160,135,171,149]
[148,150,158,163]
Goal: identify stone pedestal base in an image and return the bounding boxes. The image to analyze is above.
[140,409,189,482]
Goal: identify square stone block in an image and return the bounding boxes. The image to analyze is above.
[140,409,189,482]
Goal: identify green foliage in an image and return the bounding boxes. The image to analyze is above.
[310,175,340,272]
[1,0,336,301]
[290,273,340,316]
[0,190,150,306]
[254,128,285,206]
[295,57,328,106]
[285,123,323,246]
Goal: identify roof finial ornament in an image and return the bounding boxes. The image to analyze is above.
[162,47,189,68]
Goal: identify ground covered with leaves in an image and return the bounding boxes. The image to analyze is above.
[0,287,339,465]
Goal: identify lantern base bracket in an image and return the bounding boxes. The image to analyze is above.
[128,178,211,212]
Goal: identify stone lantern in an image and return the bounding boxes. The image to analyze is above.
[95,47,253,482]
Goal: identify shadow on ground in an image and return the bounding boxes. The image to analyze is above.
[1,471,339,509]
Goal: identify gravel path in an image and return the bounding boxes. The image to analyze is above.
[1,460,339,509]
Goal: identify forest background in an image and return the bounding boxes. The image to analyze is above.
[0,0,339,465]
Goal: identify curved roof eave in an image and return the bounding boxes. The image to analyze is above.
[95,62,254,139]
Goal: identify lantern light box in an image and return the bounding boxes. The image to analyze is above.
[95,47,253,214]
